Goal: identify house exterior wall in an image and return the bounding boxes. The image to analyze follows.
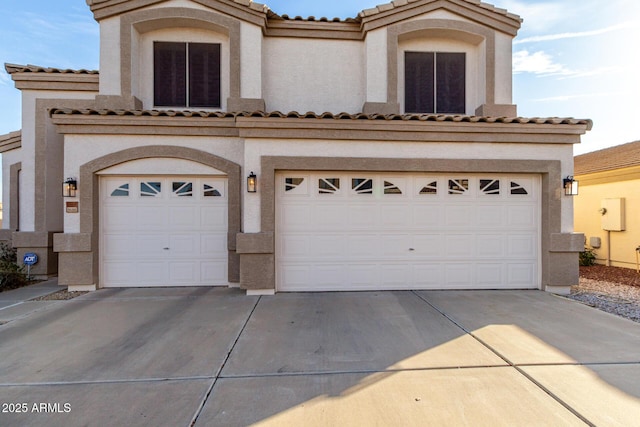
[16,90,96,233]
[262,38,365,113]
[242,138,576,233]
[574,168,640,269]
[99,17,121,96]
[494,32,513,104]
[62,133,243,234]
[240,21,262,100]
[4,0,590,291]
[1,150,22,233]
[94,1,514,115]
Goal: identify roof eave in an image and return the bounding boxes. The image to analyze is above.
[0,130,22,153]
[49,109,591,144]
[359,0,522,36]
[87,0,269,24]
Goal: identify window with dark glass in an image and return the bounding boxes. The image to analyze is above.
[405,51,465,114]
[154,42,221,108]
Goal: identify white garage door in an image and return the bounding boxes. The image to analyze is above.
[276,172,540,291]
[101,177,228,287]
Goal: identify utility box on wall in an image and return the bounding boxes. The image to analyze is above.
[601,198,625,231]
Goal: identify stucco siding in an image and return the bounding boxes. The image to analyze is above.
[45,120,64,232]
[574,177,640,269]
[263,38,365,113]
[494,32,513,104]
[242,138,575,233]
[156,0,211,10]
[99,17,122,96]
[18,91,96,232]
[406,9,476,23]
[240,22,262,99]
[365,28,388,103]
[62,134,244,233]
[1,150,22,231]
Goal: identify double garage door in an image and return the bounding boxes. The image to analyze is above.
[100,176,228,287]
[276,172,540,291]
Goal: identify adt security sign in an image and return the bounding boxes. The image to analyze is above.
[23,253,38,266]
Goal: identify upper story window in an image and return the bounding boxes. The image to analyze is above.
[154,42,221,108]
[405,51,465,114]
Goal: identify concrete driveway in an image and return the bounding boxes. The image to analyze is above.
[0,287,639,426]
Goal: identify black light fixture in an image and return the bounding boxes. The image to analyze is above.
[563,176,578,196]
[247,172,257,193]
[63,177,77,197]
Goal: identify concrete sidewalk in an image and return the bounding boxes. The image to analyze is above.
[0,288,639,426]
[0,279,63,324]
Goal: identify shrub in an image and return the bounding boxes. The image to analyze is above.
[579,247,597,266]
[0,242,27,292]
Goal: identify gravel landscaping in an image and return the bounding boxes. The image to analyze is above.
[31,289,88,301]
[568,265,640,323]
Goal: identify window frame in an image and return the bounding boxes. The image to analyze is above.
[404,51,466,114]
[153,41,222,109]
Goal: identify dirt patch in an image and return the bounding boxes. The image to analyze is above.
[580,265,640,287]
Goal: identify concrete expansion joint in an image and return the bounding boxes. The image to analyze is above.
[410,291,596,426]
[189,295,262,427]
[216,364,514,380]
[0,376,218,388]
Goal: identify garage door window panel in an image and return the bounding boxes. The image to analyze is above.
[285,177,307,195]
[383,180,403,195]
[111,183,130,197]
[204,184,222,197]
[140,181,162,197]
[419,180,438,195]
[352,178,373,194]
[319,178,340,194]
[172,182,193,197]
[510,181,529,195]
[480,179,500,195]
[448,179,469,195]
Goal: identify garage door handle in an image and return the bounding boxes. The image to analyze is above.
[409,248,415,251]
[163,247,170,250]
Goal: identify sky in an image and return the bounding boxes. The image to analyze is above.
[0,0,639,155]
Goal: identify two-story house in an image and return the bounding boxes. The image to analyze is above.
[0,0,590,294]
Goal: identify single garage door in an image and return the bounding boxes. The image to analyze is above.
[101,176,228,287]
[276,172,540,291]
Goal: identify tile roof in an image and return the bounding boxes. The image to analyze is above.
[0,130,21,153]
[357,0,521,22]
[88,0,269,12]
[574,140,640,175]
[267,0,521,24]
[5,63,99,75]
[50,108,592,126]
[86,0,520,22]
[275,14,359,23]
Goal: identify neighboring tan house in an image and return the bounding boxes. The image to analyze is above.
[574,141,640,270]
[0,0,590,294]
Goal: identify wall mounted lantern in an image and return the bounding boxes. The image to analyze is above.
[563,176,578,196]
[247,172,257,193]
[63,178,77,197]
